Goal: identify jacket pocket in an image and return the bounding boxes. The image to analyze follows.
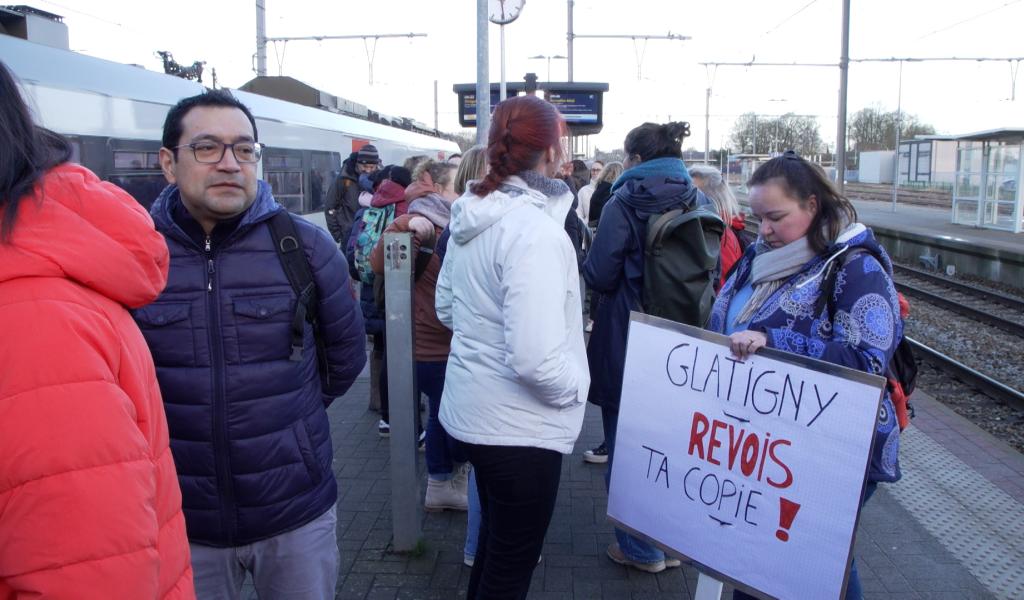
[231,293,294,364]
[133,301,195,366]
[292,420,324,486]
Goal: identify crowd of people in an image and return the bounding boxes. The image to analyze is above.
[0,56,905,600]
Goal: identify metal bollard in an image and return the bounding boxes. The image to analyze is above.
[383,232,422,552]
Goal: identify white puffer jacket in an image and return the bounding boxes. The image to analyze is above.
[436,176,590,454]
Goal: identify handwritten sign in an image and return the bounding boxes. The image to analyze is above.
[607,313,885,600]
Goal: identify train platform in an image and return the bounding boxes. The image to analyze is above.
[235,358,1024,599]
[735,190,1024,286]
[848,198,1024,256]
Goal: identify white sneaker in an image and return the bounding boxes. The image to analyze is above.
[425,477,468,512]
[378,420,390,438]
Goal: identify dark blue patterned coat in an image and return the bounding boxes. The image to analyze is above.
[135,182,366,546]
[709,224,903,482]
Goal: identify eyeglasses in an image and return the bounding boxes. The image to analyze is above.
[173,141,264,164]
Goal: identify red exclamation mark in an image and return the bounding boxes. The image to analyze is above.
[775,498,801,542]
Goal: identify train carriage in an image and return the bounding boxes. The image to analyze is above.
[1,33,459,214]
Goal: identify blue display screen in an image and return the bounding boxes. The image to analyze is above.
[547,91,600,124]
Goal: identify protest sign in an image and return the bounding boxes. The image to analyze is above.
[607,313,886,600]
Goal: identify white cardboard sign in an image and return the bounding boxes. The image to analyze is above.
[608,313,885,600]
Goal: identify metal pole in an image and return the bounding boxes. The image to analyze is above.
[433,79,439,131]
[705,87,711,164]
[567,0,574,82]
[476,0,490,145]
[500,24,507,101]
[383,232,422,552]
[752,114,757,155]
[255,0,267,76]
[891,60,903,212]
[836,0,851,193]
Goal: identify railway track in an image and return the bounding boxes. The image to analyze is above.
[893,266,1024,339]
[907,337,1024,412]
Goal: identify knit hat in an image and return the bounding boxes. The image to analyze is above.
[372,165,412,189]
[357,144,381,165]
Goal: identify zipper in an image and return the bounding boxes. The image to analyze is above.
[204,235,235,544]
[205,236,214,292]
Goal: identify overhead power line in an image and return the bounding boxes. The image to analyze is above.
[763,0,821,37]
[917,0,1022,40]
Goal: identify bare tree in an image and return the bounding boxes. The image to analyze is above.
[729,113,823,156]
[848,106,936,153]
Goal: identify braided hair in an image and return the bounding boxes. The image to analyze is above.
[471,95,566,197]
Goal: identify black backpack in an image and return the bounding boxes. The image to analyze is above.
[642,205,725,327]
[267,211,330,390]
[814,249,918,429]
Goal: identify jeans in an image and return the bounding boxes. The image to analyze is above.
[189,505,338,600]
[602,403,667,564]
[464,443,562,600]
[417,360,465,478]
[464,466,482,561]
[732,482,878,600]
[375,332,390,422]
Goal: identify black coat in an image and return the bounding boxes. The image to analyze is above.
[588,181,613,227]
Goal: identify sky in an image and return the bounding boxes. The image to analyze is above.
[24,0,1024,154]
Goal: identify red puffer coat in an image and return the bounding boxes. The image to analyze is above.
[0,164,194,599]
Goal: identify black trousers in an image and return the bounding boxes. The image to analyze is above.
[463,443,563,600]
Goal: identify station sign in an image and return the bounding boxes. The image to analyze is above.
[453,81,609,134]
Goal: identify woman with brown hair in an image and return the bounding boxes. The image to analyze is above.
[436,95,589,599]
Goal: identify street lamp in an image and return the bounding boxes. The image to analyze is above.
[528,54,567,82]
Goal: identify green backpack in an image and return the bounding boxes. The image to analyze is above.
[642,205,724,326]
[353,204,396,285]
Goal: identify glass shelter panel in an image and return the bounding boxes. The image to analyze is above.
[982,143,1021,231]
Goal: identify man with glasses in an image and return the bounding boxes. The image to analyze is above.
[324,143,381,244]
[138,90,366,598]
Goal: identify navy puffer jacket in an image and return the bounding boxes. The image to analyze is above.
[136,182,366,547]
[583,158,706,411]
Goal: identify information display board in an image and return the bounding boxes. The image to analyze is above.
[546,91,600,124]
[608,313,885,600]
[457,90,503,126]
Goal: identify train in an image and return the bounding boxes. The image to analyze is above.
[1,33,460,215]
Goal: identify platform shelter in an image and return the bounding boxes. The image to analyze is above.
[932,128,1024,234]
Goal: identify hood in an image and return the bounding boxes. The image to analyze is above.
[0,163,169,308]
[404,180,435,203]
[150,179,281,245]
[370,179,407,208]
[449,175,573,244]
[408,192,452,229]
[612,161,701,219]
[792,223,894,291]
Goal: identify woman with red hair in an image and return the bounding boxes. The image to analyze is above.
[436,95,590,599]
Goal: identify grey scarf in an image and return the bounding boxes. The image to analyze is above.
[515,169,571,198]
[408,193,452,229]
[735,236,817,325]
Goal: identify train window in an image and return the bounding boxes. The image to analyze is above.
[265,171,304,213]
[114,151,161,170]
[309,151,339,213]
[109,174,169,210]
[264,155,302,169]
[68,140,82,165]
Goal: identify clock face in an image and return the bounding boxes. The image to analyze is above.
[488,0,524,25]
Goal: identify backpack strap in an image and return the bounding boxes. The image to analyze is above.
[812,248,868,319]
[267,211,330,387]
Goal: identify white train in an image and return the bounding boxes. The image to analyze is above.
[1,33,460,214]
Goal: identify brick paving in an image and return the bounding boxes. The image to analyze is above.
[296,364,1007,600]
